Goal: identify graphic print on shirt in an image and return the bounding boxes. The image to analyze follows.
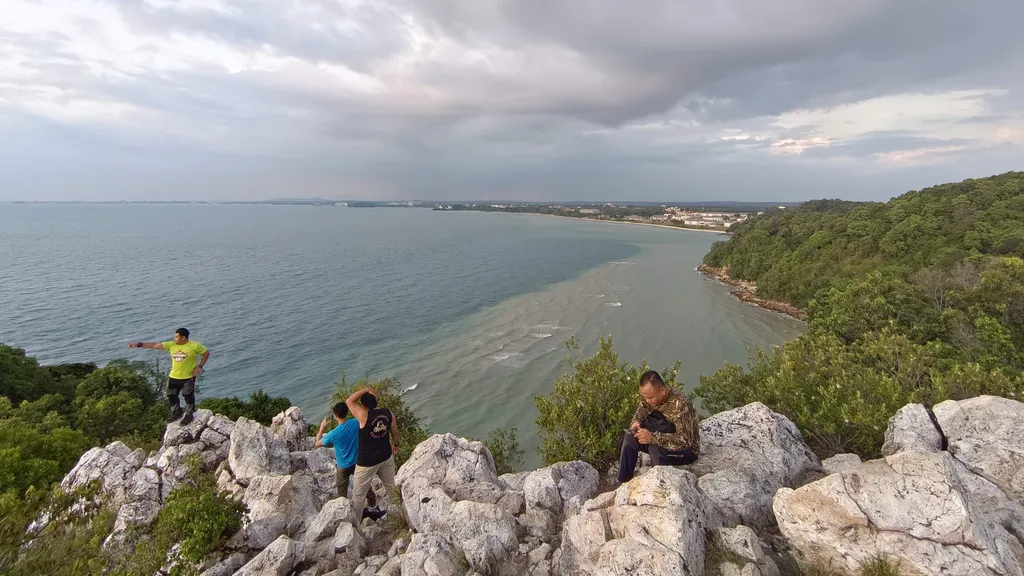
[369,414,390,439]
[172,350,188,363]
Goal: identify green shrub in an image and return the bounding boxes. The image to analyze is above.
[198,390,292,426]
[480,428,525,476]
[534,336,681,470]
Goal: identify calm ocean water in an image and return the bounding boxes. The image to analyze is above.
[0,204,801,464]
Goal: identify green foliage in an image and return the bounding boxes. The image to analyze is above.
[198,390,292,426]
[332,373,429,469]
[534,336,681,469]
[704,172,1024,308]
[482,428,525,475]
[697,172,1024,458]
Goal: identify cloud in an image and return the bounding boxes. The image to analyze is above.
[0,0,1022,201]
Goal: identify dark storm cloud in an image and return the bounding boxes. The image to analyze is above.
[0,0,1022,201]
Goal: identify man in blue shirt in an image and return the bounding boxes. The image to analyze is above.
[315,402,377,509]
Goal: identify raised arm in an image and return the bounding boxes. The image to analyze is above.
[345,387,373,426]
[128,341,167,350]
[389,412,400,454]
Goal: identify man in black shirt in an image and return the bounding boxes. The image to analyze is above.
[346,387,399,520]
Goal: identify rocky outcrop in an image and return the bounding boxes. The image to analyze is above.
[933,396,1024,504]
[881,403,943,456]
[710,525,780,576]
[774,450,1023,575]
[685,402,821,529]
[228,417,292,484]
[561,466,709,575]
[47,396,1024,576]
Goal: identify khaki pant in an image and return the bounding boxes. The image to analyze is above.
[337,466,376,508]
[352,456,395,515]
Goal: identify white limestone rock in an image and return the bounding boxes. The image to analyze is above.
[881,403,943,456]
[271,406,310,452]
[560,467,709,576]
[301,497,355,544]
[685,402,821,528]
[933,395,1024,504]
[234,535,304,576]
[228,417,291,485]
[242,472,319,550]
[399,533,462,576]
[773,450,1024,576]
[60,441,146,509]
[820,453,861,475]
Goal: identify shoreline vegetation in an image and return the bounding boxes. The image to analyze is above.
[697,264,807,320]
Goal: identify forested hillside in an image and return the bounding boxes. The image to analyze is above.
[703,171,1024,307]
[696,171,1024,456]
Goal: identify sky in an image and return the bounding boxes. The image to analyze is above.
[1,0,1022,202]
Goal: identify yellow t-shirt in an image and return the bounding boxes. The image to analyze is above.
[162,340,208,380]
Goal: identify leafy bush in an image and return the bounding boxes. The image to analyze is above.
[332,373,429,469]
[198,390,292,426]
[534,336,681,470]
[481,428,525,476]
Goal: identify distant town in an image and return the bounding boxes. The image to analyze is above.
[429,202,790,231]
[11,199,794,231]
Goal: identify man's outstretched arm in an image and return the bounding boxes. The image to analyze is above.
[128,341,167,350]
[345,387,373,426]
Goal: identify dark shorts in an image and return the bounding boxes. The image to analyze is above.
[167,377,196,396]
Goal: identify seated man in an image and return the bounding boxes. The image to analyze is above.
[618,370,700,483]
[315,402,377,510]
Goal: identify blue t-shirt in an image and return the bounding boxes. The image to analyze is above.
[321,418,359,469]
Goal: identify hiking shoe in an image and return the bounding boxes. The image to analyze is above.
[179,409,194,426]
[361,506,386,521]
[166,408,184,423]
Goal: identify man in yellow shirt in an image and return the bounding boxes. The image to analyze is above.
[129,327,210,425]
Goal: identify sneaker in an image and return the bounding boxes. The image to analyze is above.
[179,409,194,426]
[166,408,184,423]
[361,506,386,521]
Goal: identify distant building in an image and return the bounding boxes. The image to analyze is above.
[579,208,602,215]
[650,214,670,221]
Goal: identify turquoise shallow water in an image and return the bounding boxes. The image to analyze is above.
[0,205,800,464]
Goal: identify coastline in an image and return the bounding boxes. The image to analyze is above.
[519,212,733,235]
[697,264,807,321]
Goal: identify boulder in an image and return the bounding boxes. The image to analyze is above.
[271,407,310,452]
[560,467,708,576]
[197,552,248,576]
[933,396,1024,504]
[396,433,500,502]
[60,441,146,509]
[820,453,861,475]
[711,525,780,576]
[499,471,530,492]
[448,500,522,574]
[333,522,365,556]
[773,450,1023,576]
[301,497,355,543]
[686,402,820,528]
[497,490,525,516]
[523,461,599,518]
[162,409,213,447]
[242,472,320,550]
[291,448,339,503]
[234,535,304,576]
[228,417,291,485]
[400,533,462,576]
[881,403,943,456]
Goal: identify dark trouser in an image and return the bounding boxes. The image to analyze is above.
[617,431,697,482]
[337,466,376,508]
[167,377,196,411]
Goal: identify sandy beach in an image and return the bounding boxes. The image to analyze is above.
[522,212,733,235]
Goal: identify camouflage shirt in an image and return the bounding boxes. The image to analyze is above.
[633,388,700,453]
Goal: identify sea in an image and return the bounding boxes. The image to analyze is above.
[0,204,801,464]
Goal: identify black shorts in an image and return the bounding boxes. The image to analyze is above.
[167,377,196,396]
